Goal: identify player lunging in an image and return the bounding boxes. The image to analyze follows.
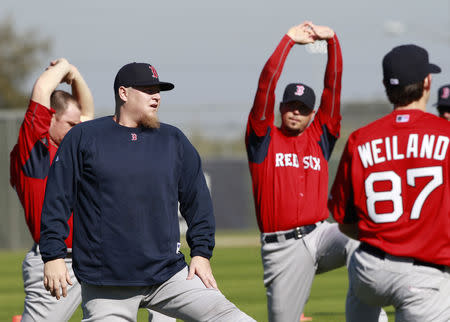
[39,62,255,321]
[245,21,383,322]
[329,44,450,321]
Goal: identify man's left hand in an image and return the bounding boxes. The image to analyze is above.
[187,256,218,290]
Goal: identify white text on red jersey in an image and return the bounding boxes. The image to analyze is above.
[275,153,321,171]
[357,134,449,168]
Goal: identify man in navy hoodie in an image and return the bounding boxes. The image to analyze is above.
[39,62,255,321]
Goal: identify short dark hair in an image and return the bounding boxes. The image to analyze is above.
[383,80,424,107]
[50,90,80,115]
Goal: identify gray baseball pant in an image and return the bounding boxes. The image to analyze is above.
[81,266,255,322]
[20,244,174,322]
[347,246,450,322]
[261,221,387,322]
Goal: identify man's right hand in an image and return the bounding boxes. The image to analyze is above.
[43,258,73,300]
[286,21,315,44]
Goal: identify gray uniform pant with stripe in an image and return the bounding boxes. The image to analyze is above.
[81,266,255,322]
[261,221,386,322]
[347,246,450,322]
[20,244,174,322]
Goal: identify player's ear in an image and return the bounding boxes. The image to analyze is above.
[423,74,431,91]
[118,86,128,102]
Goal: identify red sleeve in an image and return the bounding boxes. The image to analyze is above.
[11,100,55,171]
[246,34,295,138]
[10,100,55,243]
[312,34,343,138]
[328,133,359,224]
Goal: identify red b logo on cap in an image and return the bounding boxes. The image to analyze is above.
[294,85,305,96]
[441,87,450,99]
[149,66,159,79]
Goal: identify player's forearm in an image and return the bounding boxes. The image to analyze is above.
[250,34,294,123]
[183,198,215,259]
[71,67,95,121]
[324,34,343,90]
[319,35,342,114]
[31,59,71,108]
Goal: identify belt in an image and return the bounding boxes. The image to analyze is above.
[264,224,317,243]
[359,242,445,272]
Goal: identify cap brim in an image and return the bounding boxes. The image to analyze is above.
[132,81,175,91]
[280,98,314,110]
[429,63,441,74]
[158,81,175,91]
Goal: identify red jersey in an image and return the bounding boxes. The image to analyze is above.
[246,34,342,233]
[10,100,73,247]
[329,109,450,266]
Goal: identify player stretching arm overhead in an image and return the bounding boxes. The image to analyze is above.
[329,44,450,321]
[9,58,93,321]
[245,21,387,322]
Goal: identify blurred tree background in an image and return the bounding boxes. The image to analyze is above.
[0,15,50,109]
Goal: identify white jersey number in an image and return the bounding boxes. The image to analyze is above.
[365,166,443,223]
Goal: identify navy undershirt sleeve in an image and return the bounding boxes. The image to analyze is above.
[178,134,215,259]
[40,126,82,262]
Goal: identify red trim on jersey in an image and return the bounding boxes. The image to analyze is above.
[10,100,73,247]
[246,34,343,233]
[329,109,450,266]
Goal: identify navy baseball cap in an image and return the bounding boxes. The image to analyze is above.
[281,83,316,110]
[434,84,450,106]
[383,44,441,86]
[114,62,174,94]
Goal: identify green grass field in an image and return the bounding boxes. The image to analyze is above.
[0,232,395,321]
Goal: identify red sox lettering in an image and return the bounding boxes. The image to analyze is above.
[275,153,321,170]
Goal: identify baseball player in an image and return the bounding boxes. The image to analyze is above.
[329,44,450,321]
[39,62,255,321]
[435,84,450,121]
[9,58,94,321]
[245,21,369,322]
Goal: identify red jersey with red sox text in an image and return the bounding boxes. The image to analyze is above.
[329,109,450,266]
[246,34,342,233]
[10,101,74,247]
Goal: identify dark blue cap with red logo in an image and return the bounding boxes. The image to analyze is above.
[383,44,440,86]
[435,84,450,107]
[114,62,174,94]
[281,83,316,110]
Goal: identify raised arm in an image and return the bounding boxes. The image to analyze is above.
[312,24,343,136]
[31,58,73,108]
[70,65,94,121]
[248,22,315,137]
[31,58,94,121]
